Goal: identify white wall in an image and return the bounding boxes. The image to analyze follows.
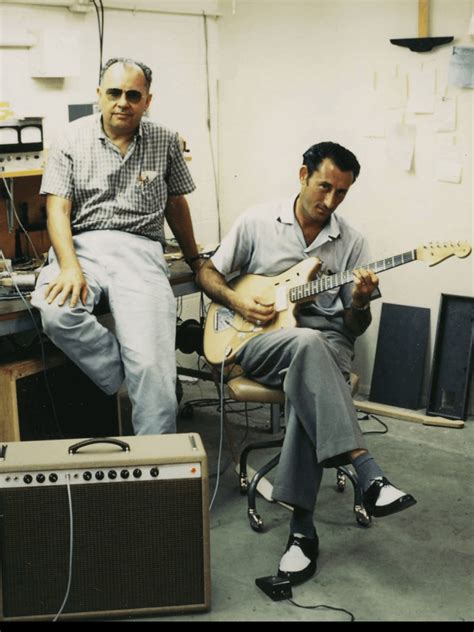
[216,0,474,397]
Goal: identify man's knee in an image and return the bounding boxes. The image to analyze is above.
[292,328,325,352]
[37,300,82,340]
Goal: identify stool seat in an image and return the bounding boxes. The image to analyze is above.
[227,377,285,405]
[228,372,359,404]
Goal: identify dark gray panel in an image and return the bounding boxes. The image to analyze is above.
[427,294,474,420]
[369,303,430,409]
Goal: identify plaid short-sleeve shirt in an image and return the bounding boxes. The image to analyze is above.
[40,114,196,243]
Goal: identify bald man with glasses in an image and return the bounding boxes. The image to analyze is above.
[32,57,202,436]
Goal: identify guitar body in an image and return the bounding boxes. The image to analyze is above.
[204,257,321,366]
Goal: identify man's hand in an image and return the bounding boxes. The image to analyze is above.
[45,265,88,308]
[351,268,379,308]
[235,295,275,326]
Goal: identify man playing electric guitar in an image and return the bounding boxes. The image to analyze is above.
[197,141,417,586]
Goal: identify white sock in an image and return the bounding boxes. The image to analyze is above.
[279,534,310,573]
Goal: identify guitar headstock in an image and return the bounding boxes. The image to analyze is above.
[416,241,472,266]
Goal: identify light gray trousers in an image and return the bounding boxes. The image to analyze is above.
[236,327,367,512]
[31,230,178,435]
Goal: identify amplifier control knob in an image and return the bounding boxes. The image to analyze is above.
[120,469,130,479]
[23,474,33,484]
[36,474,45,483]
[108,470,117,479]
[95,471,105,481]
[49,473,58,483]
[132,468,142,479]
[150,467,159,478]
[83,471,92,481]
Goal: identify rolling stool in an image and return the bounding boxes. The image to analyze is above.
[227,372,371,531]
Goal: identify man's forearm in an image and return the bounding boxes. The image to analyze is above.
[344,304,372,337]
[164,195,200,261]
[46,196,81,270]
[198,262,238,311]
[44,194,88,306]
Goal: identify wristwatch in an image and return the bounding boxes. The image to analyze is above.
[184,253,208,266]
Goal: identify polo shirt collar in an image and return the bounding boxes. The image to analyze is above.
[323,213,341,240]
[277,197,298,224]
[276,196,342,240]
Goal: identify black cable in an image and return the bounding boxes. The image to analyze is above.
[287,598,355,622]
[99,0,105,77]
[92,0,105,83]
[202,11,222,242]
[99,0,104,76]
[1,179,41,261]
[199,290,207,323]
[358,412,389,435]
[180,397,264,414]
[100,0,104,53]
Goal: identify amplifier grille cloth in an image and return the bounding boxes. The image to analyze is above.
[0,479,204,617]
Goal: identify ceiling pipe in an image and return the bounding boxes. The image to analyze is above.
[0,0,222,18]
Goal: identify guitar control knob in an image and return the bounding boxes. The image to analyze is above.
[49,473,58,483]
[23,474,33,484]
[150,467,159,478]
[36,474,45,483]
[83,471,92,481]
[120,469,130,479]
[108,470,117,479]
[132,468,142,479]
[95,471,104,481]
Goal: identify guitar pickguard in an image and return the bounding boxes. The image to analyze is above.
[213,306,235,332]
[274,285,289,311]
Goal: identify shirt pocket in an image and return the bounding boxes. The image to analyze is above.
[135,176,167,214]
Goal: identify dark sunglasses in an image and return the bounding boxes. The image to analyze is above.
[105,88,144,104]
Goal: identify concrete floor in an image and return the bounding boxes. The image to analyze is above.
[138,378,474,623]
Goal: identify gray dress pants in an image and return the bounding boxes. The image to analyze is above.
[31,230,178,435]
[236,327,367,512]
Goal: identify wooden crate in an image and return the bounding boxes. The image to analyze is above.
[0,350,121,442]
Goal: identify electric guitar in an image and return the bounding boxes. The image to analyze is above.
[203,241,472,366]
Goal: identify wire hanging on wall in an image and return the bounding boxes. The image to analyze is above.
[92,0,105,83]
[202,11,222,242]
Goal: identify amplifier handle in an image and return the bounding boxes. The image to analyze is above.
[68,437,131,454]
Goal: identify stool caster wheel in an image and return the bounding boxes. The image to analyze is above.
[336,471,346,492]
[248,509,263,532]
[355,504,372,527]
[239,474,249,494]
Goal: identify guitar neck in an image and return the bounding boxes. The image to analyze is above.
[289,250,417,303]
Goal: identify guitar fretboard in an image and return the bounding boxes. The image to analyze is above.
[289,250,416,303]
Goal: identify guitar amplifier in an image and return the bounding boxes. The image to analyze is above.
[0,433,210,621]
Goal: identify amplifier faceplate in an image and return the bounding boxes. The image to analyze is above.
[0,462,202,488]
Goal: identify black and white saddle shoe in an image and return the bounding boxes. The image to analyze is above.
[277,533,319,586]
[363,477,417,518]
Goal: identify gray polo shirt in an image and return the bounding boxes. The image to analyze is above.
[41,113,196,243]
[211,197,372,340]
